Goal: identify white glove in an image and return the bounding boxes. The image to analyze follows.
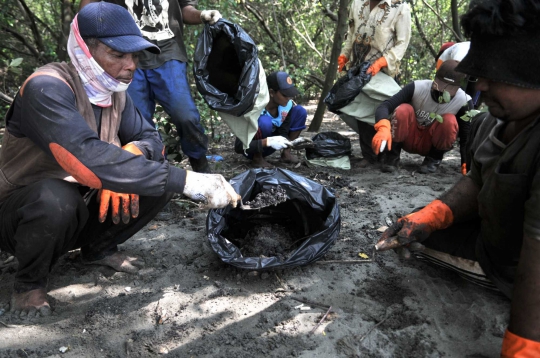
[266,136,293,150]
[200,10,222,25]
[183,171,241,209]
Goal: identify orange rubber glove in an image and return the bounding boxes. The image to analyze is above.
[338,55,348,72]
[367,56,388,76]
[376,200,454,251]
[461,163,467,176]
[501,329,540,357]
[98,143,143,224]
[372,119,392,155]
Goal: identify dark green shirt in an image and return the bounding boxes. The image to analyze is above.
[468,114,540,297]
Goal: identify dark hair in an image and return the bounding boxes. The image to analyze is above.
[461,0,540,37]
[83,37,99,50]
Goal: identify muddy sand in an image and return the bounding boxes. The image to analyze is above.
[0,106,508,357]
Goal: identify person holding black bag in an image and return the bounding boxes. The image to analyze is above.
[336,0,411,168]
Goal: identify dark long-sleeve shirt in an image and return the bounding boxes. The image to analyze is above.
[7,75,186,196]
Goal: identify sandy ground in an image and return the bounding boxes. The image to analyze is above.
[0,105,509,357]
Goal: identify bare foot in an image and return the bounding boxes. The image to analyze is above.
[85,251,144,273]
[251,157,274,168]
[280,149,300,164]
[10,288,51,318]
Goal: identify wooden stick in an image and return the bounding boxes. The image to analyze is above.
[289,296,330,310]
[0,320,14,328]
[359,314,391,342]
[310,305,333,334]
[315,259,373,264]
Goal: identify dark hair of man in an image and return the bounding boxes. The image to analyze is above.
[83,37,99,50]
[461,0,540,37]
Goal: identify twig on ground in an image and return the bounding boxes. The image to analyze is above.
[289,296,330,310]
[315,259,373,264]
[171,199,200,207]
[0,320,14,328]
[310,305,333,334]
[274,272,287,288]
[359,313,391,342]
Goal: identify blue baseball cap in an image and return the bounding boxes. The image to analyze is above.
[78,2,160,54]
[267,71,300,97]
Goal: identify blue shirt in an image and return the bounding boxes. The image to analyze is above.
[261,100,294,128]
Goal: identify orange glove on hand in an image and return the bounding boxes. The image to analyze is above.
[98,143,143,224]
[375,200,454,251]
[338,55,348,72]
[501,329,540,357]
[461,163,467,176]
[372,119,392,155]
[367,57,388,76]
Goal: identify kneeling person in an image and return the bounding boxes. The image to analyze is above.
[372,60,472,173]
[0,2,240,318]
[235,71,307,168]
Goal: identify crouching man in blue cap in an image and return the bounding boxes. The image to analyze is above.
[0,2,240,318]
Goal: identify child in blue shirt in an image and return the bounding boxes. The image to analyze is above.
[234,71,307,168]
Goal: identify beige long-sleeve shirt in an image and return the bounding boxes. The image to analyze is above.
[341,0,411,77]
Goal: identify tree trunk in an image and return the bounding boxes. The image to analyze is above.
[58,0,74,62]
[450,0,463,41]
[308,0,349,132]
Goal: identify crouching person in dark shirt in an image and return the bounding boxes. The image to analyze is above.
[0,2,240,318]
[376,0,540,354]
[372,60,472,174]
[234,71,307,168]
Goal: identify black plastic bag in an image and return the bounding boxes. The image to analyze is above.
[324,61,372,114]
[193,19,260,116]
[206,168,340,270]
[305,132,352,160]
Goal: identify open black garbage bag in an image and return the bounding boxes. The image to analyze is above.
[324,61,372,114]
[193,19,260,116]
[305,132,352,160]
[206,168,340,270]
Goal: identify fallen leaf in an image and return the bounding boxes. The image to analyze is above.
[358,253,369,259]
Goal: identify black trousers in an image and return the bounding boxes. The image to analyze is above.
[357,120,378,163]
[0,178,172,292]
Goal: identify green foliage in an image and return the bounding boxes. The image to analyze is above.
[441,90,451,104]
[460,105,488,122]
[1,0,474,148]
[429,112,444,123]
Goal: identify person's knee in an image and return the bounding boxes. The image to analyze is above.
[257,116,274,138]
[392,105,415,143]
[289,105,308,131]
[432,114,458,150]
[29,179,86,226]
[291,105,307,120]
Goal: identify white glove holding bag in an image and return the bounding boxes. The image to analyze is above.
[183,171,241,209]
[200,10,222,25]
[266,136,293,150]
